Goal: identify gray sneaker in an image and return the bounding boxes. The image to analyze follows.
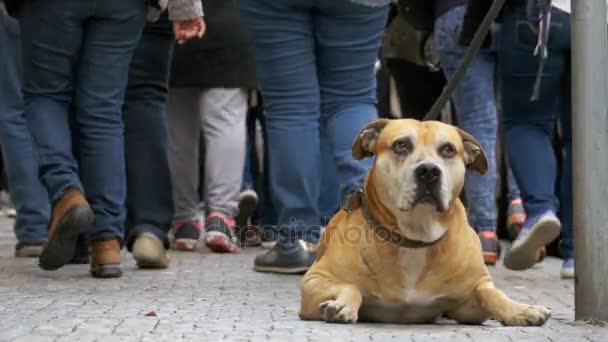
[15,242,44,258]
[254,240,316,274]
[504,211,561,271]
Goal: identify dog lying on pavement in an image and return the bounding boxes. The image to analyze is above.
[299,119,551,326]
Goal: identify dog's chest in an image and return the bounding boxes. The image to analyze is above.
[359,249,455,323]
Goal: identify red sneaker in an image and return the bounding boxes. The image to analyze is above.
[172,220,201,252]
[478,231,501,265]
[205,213,241,253]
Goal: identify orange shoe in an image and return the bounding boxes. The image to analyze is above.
[39,189,94,271]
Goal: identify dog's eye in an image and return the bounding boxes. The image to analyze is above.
[439,144,456,158]
[392,139,411,154]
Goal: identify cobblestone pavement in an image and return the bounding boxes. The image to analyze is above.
[0,218,605,341]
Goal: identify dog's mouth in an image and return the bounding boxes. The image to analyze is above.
[410,189,445,213]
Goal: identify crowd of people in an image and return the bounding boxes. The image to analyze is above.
[0,0,573,279]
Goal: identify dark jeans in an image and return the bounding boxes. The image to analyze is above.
[435,5,498,231]
[123,14,175,250]
[498,7,573,258]
[242,101,339,232]
[239,0,389,245]
[0,12,49,244]
[20,0,145,241]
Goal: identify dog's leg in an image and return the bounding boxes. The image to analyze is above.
[473,277,551,326]
[299,275,362,324]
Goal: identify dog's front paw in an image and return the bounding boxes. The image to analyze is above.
[500,304,551,326]
[319,300,358,324]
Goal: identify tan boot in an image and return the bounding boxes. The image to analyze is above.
[90,239,122,278]
[39,188,94,271]
[131,233,170,269]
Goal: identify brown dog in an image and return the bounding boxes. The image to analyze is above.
[299,119,551,326]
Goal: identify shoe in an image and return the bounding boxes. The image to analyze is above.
[172,221,201,251]
[132,233,170,269]
[15,242,44,258]
[69,235,90,264]
[506,198,526,240]
[561,258,574,279]
[503,211,561,271]
[205,213,241,253]
[261,226,279,249]
[0,191,16,218]
[254,240,317,274]
[39,189,94,271]
[235,189,258,230]
[239,225,262,247]
[90,239,122,278]
[478,231,501,265]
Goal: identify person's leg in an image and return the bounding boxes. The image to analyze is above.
[123,14,174,268]
[236,93,261,246]
[200,88,248,253]
[167,88,203,251]
[498,8,567,271]
[314,0,389,200]
[0,12,49,253]
[240,0,324,273]
[505,163,526,239]
[318,129,341,225]
[20,0,97,272]
[123,13,174,252]
[240,0,322,245]
[73,0,145,276]
[20,1,85,204]
[558,64,573,277]
[434,5,499,263]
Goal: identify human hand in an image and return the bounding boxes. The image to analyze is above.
[173,17,205,44]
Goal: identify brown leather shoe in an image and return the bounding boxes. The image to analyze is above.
[39,188,94,271]
[90,239,122,278]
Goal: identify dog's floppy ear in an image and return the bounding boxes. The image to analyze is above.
[352,119,390,160]
[457,128,488,174]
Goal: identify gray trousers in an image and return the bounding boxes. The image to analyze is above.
[167,88,247,223]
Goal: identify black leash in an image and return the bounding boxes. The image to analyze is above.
[423,0,507,121]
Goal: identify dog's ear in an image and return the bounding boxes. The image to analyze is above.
[457,128,488,174]
[352,119,390,160]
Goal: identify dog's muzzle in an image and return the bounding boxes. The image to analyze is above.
[412,163,444,211]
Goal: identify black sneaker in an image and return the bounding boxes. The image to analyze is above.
[15,242,44,258]
[235,189,258,229]
[205,213,241,253]
[254,240,317,274]
[172,221,201,251]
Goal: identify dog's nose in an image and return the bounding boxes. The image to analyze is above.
[415,163,441,184]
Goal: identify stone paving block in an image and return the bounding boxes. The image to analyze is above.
[113,318,158,336]
[11,335,56,342]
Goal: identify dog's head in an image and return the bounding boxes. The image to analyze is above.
[353,119,487,241]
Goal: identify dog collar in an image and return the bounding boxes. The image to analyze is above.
[343,190,445,249]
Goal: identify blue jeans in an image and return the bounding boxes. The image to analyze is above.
[0,12,49,244]
[498,7,572,258]
[434,6,498,231]
[239,0,389,245]
[123,14,174,250]
[20,0,145,241]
